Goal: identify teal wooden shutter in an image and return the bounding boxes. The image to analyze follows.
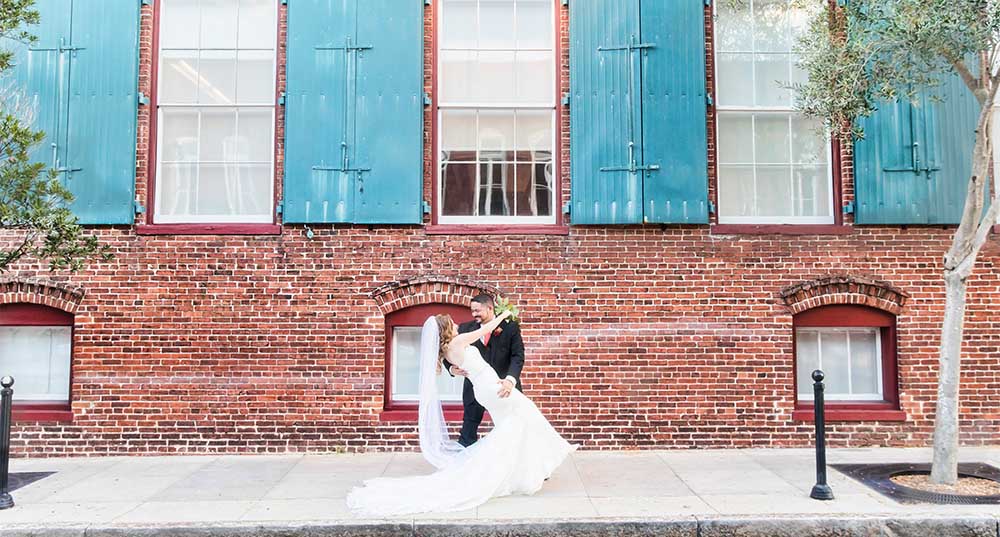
[570,0,642,224]
[1,0,70,195]
[284,0,356,223]
[354,1,424,224]
[1,0,138,225]
[65,0,139,224]
[855,71,981,224]
[285,0,423,224]
[639,0,708,224]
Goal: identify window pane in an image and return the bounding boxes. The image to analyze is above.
[161,0,200,49]
[717,53,753,107]
[754,54,791,107]
[515,110,551,152]
[820,331,850,396]
[442,0,478,49]
[753,0,790,53]
[236,50,275,104]
[478,51,516,103]
[718,113,753,164]
[237,0,276,49]
[716,0,752,52]
[442,110,477,161]
[199,108,237,162]
[514,162,552,216]
[160,50,199,104]
[391,327,463,401]
[200,0,238,49]
[479,110,515,160]
[442,162,477,216]
[718,165,755,218]
[754,115,790,164]
[158,163,198,216]
[198,50,237,105]
[233,164,272,216]
[0,326,71,402]
[479,161,513,215]
[850,329,881,396]
[237,109,273,161]
[440,50,477,102]
[515,51,552,104]
[479,0,516,49]
[756,166,792,216]
[793,166,830,217]
[791,115,827,164]
[516,0,552,49]
[795,330,819,397]
[160,109,199,162]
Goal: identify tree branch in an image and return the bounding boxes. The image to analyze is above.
[949,56,984,102]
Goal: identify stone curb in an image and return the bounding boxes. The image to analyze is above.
[0,516,997,537]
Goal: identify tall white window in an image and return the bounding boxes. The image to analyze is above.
[155,0,277,223]
[715,0,833,224]
[438,0,556,224]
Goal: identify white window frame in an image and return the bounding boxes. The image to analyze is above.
[437,0,558,225]
[154,0,278,224]
[390,326,463,403]
[714,0,835,225]
[796,327,884,402]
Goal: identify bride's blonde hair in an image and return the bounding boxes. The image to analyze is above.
[434,314,456,374]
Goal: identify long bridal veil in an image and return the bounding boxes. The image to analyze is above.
[417,316,465,469]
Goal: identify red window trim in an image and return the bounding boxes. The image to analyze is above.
[0,304,74,424]
[707,2,847,233]
[382,303,473,421]
[791,305,902,420]
[429,0,566,232]
[145,0,282,233]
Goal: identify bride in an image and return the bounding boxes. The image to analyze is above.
[347,309,577,516]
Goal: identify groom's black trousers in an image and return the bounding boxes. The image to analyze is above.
[458,378,485,447]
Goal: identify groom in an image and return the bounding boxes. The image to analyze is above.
[445,294,524,447]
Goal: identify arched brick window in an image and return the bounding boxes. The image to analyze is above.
[0,303,75,422]
[382,303,473,421]
[792,305,905,422]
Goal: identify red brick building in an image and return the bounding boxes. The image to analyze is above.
[2,1,998,456]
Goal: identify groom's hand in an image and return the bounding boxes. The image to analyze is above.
[497,378,514,398]
[450,366,468,377]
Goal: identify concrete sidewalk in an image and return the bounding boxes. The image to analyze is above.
[2,447,999,536]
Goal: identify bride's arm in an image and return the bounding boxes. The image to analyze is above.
[449,310,511,351]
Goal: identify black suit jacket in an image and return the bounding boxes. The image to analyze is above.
[445,319,525,391]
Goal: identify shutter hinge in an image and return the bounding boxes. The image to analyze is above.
[425,0,432,5]
[281,0,288,5]
[422,201,431,214]
[561,0,568,5]
[843,201,855,214]
[561,92,570,106]
[424,92,432,106]
[704,0,712,6]
[278,92,286,105]
[706,94,714,106]
[708,201,716,215]
[134,200,146,214]
[138,92,149,105]
[276,201,284,216]
[562,202,571,215]
[141,0,151,5]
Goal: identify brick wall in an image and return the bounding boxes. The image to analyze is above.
[4,3,1000,456]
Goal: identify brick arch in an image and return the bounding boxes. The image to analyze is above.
[370,275,502,315]
[780,275,908,315]
[0,277,85,314]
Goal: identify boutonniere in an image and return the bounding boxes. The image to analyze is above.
[492,326,503,336]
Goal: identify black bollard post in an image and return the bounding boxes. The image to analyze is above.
[809,369,834,500]
[0,375,13,509]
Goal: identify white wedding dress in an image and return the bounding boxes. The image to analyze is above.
[347,345,577,516]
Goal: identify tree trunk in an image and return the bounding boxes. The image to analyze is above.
[930,270,968,485]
